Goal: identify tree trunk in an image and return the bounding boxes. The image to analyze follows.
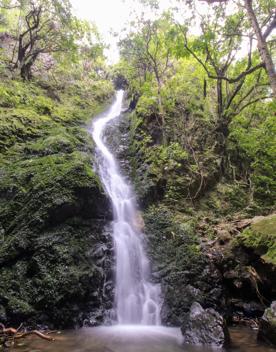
[20,63,32,80]
[217,78,223,120]
[20,52,39,80]
[244,0,276,98]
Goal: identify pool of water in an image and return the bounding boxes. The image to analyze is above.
[12,325,275,352]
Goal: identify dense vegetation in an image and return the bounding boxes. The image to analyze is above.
[113,0,276,329]
[0,0,114,327]
[0,0,275,343]
[115,0,275,232]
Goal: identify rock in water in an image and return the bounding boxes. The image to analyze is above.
[258,301,276,346]
[181,302,230,347]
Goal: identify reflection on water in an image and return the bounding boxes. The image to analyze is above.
[12,326,275,352]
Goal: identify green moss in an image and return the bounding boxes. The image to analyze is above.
[229,113,276,207]
[0,76,113,327]
[198,181,250,217]
[236,214,276,265]
[144,205,201,270]
[251,215,276,235]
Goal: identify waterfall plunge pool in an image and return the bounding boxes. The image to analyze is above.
[12,326,276,352]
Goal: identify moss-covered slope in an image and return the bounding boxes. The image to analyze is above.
[0,78,114,328]
[111,96,275,326]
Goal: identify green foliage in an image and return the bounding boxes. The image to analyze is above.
[229,101,276,206]
[198,181,250,217]
[0,73,113,326]
[0,0,109,81]
[144,205,200,269]
[236,214,276,265]
[119,12,178,101]
[136,94,159,117]
[118,3,275,218]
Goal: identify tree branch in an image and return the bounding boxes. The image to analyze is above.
[263,14,276,39]
[237,95,271,114]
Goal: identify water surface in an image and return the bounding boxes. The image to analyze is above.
[13,326,275,352]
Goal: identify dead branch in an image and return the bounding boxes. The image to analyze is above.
[14,330,54,341]
[0,323,55,348]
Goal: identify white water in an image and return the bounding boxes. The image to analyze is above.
[91,90,161,325]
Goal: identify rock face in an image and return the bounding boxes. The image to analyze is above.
[0,79,114,329]
[258,301,276,346]
[181,302,230,347]
[102,100,276,333]
[236,214,276,266]
[0,149,114,329]
[143,205,224,326]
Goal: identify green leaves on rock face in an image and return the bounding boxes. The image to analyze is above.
[116,0,275,211]
[0,71,113,327]
[236,214,276,265]
[229,103,276,206]
[143,205,224,325]
[144,205,200,274]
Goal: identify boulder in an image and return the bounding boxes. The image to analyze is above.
[258,301,276,346]
[181,302,230,347]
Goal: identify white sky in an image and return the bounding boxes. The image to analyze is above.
[70,0,182,63]
[70,0,257,64]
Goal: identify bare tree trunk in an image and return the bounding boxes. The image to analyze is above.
[20,52,40,80]
[244,0,276,98]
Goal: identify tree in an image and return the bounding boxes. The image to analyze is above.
[177,4,271,140]
[1,0,78,80]
[119,13,178,142]
[199,0,276,97]
[0,0,108,82]
[167,2,272,178]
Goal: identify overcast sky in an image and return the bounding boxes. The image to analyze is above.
[70,0,184,63]
[69,0,272,71]
[70,0,250,64]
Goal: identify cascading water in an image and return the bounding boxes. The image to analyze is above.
[91,90,161,325]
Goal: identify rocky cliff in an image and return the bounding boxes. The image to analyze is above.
[0,78,115,328]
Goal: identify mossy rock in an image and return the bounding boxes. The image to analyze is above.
[236,214,276,265]
[0,77,114,328]
[144,205,223,325]
[258,301,276,346]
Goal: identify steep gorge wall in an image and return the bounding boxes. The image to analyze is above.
[0,79,115,328]
[109,102,276,327]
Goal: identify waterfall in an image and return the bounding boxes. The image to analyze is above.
[91,90,161,325]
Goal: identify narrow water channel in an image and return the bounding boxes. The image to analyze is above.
[91,90,161,325]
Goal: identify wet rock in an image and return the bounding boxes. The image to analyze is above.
[83,308,105,327]
[143,206,224,326]
[229,300,264,318]
[181,302,230,347]
[258,301,276,346]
